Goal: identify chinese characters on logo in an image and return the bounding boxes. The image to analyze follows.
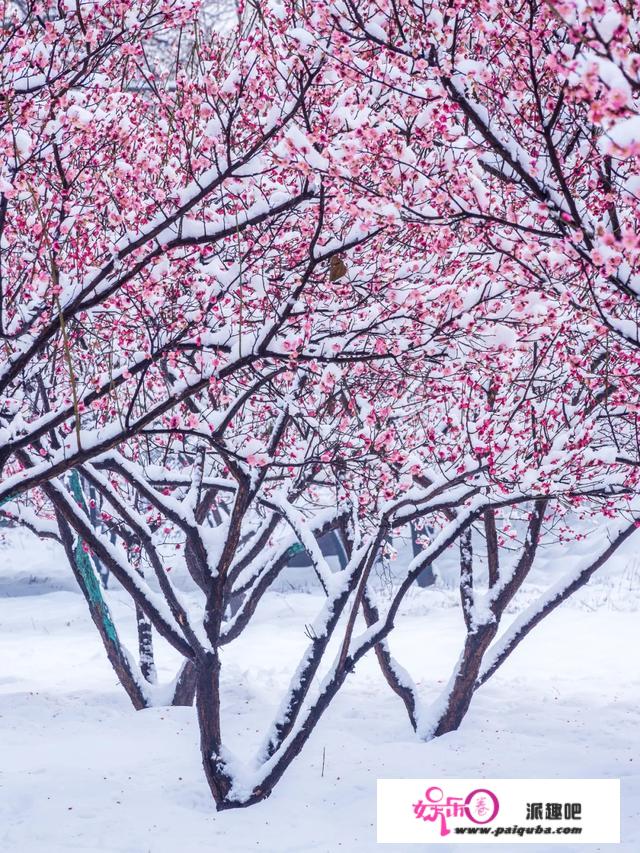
[412,786,500,836]
[526,802,582,821]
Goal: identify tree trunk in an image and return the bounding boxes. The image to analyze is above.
[362,590,418,729]
[195,651,234,809]
[431,622,498,737]
[171,659,197,706]
[56,510,149,710]
[136,604,156,683]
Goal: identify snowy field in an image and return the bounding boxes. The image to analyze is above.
[0,529,638,852]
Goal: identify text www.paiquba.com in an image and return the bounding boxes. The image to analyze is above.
[455,826,583,836]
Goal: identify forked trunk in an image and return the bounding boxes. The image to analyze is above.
[431,622,498,737]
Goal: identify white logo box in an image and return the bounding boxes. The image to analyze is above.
[377,778,620,844]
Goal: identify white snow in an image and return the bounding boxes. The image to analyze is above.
[0,529,638,852]
[603,115,640,154]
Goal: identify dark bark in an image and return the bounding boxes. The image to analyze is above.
[136,604,156,684]
[431,622,498,737]
[459,527,474,630]
[56,510,149,710]
[484,508,499,587]
[476,518,638,686]
[43,475,194,657]
[171,660,198,706]
[87,484,109,587]
[430,501,548,736]
[196,651,234,808]
[362,589,418,729]
[199,511,482,809]
[52,471,196,709]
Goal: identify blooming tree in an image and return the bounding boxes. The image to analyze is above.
[373,495,640,740]
[0,0,322,502]
[301,0,640,348]
[277,0,640,741]
[3,0,640,812]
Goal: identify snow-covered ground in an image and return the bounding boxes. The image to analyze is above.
[0,529,638,852]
